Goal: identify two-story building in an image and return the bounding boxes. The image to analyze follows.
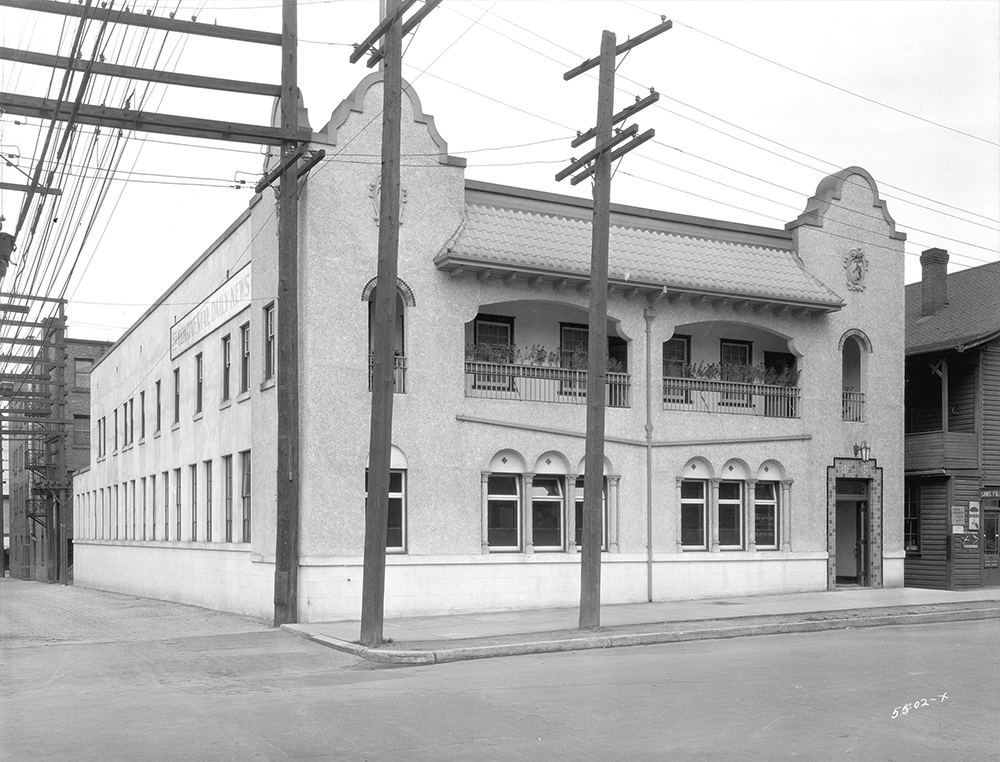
[72,73,907,621]
[904,253,1000,589]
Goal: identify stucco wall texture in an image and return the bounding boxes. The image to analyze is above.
[72,74,905,621]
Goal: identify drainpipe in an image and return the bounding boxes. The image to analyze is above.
[644,308,655,602]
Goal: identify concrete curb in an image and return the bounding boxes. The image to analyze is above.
[285,603,999,665]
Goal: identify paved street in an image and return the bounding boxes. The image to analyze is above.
[2,578,998,761]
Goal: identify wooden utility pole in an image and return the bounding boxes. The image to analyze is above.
[558,18,672,630]
[272,0,301,626]
[359,0,403,648]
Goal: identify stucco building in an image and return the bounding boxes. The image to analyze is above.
[904,254,1000,589]
[72,74,907,621]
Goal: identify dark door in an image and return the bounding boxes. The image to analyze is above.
[984,510,1000,587]
[856,500,869,586]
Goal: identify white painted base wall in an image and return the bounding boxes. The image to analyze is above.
[74,541,273,620]
[75,544,852,622]
[298,552,830,622]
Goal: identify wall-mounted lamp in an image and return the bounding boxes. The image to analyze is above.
[853,441,871,461]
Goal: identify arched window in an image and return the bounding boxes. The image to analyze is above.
[364,278,413,394]
[840,330,871,422]
[680,457,713,550]
[484,450,526,552]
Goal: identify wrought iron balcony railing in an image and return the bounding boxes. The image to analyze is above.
[662,376,800,418]
[465,361,631,408]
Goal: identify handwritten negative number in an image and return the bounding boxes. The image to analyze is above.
[891,693,948,719]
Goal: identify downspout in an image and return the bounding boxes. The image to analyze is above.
[644,308,655,602]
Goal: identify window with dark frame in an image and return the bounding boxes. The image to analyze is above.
[224,455,233,542]
[754,482,779,549]
[663,335,692,403]
[73,415,90,447]
[195,353,204,414]
[173,368,180,424]
[151,473,157,541]
[174,468,182,541]
[139,391,145,439]
[486,474,520,550]
[240,323,251,394]
[205,460,213,542]
[163,470,170,541]
[531,476,565,550]
[681,479,707,549]
[240,451,251,542]
[190,464,198,542]
[364,469,407,551]
[720,339,753,406]
[74,358,94,388]
[472,314,515,390]
[222,335,231,401]
[155,380,162,432]
[904,483,920,553]
[264,303,275,381]
[718,481,744,549]
[113,408,118,451]
[128,398,134,444]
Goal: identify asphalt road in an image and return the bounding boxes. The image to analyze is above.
[2,578,997,761]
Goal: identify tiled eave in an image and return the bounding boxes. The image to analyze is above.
[433,253,843,318]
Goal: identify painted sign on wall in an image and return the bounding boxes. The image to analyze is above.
[170,264,251,359]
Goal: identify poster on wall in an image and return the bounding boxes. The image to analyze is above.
[968,501,981,531]
[950,505,966,527]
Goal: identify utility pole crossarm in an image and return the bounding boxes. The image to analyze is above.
[570,128,655,185]
[349,0,419,63]
[563,18,672,80]
[572,91,659,148]
[365,0,444,68]
[555,124,638,182]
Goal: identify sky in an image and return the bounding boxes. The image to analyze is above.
[0,0,998,344]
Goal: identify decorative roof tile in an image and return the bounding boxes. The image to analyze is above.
[443,203,843,307]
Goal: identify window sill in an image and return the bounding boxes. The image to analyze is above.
[219,398,232,411]
[138,437,145,446]
[192,411,204,423]
[153,430,162,440]
[237,390,251,404]
[260,377,275,392]
[170,421,180,432]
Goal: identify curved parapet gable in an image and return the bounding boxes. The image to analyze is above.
[320,72,466,167]
[786,166,906,241]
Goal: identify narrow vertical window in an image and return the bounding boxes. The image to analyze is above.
[74,358,93,388]
[574,476,608,550]
[141,477,147,541]
[486,474,520,550]
[139,391,146,439]
[904,483,920,553]
[190,464,198,541]
[128,398,134,444]
[364,469,407,551]
[240,323,251,394]
[155,380,162,432]
[131,480,136,540]
[718,481,744,549]
[240,451,252,542]
[224,455,234,542]
[163,471,169,541]
[754,482,779,550]
[173,368,180,424]
[531,476,565,550]
[205,460,213,542]
[195,353,204,414]
[175,468,182,541]
[113,408,119,451]
[151,474,157,541]
[681,480,707,550]
[264,303,275,381]
[221,335,232,401]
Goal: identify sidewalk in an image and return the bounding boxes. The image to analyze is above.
[282,586,1000,665]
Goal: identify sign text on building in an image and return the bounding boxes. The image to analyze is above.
[170,265,251,359]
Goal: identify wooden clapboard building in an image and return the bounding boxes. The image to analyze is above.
[904,253,1000,589]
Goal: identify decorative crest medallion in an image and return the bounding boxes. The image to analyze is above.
[843,248,868,292]
[369,176,408,226]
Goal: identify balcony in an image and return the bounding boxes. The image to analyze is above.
[662,376,799,418]
[905,431,978,472]
[842,391,865,422]
[465,361,631,408]
[368,355,407,394]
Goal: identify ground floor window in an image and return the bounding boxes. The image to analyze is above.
[240,451,251,543]
[754,482,779,549]
[681,480,707,549]
[531,476,564,550]
[487,474,520,550]
[904,482,920,553]
[364,469,407,551]
[718,480,744,550]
